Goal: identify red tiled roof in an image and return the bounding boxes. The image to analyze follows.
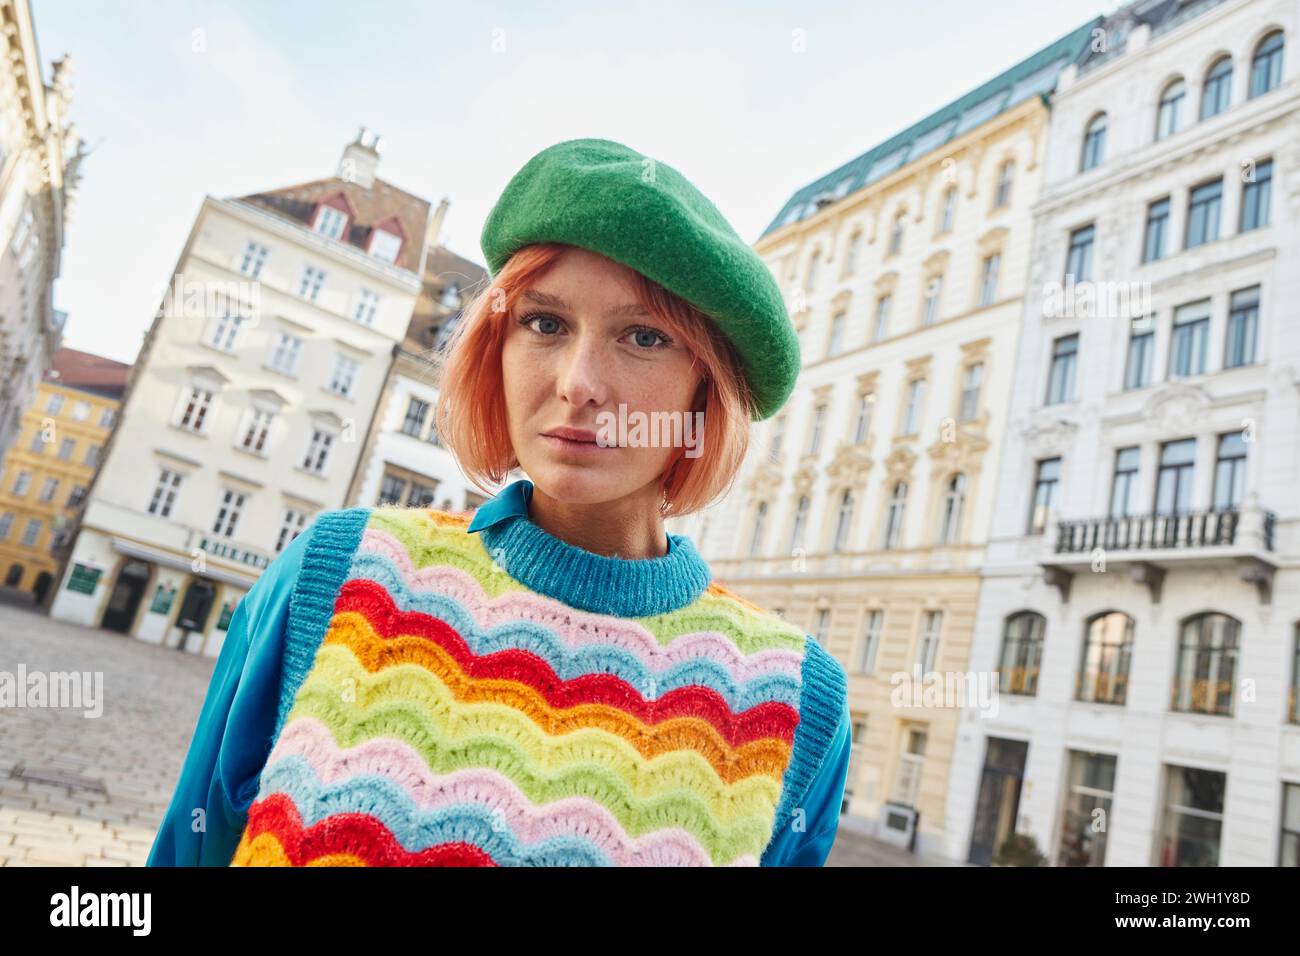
[45,347,131,398]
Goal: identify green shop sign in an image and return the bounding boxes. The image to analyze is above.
[66,563,101,595]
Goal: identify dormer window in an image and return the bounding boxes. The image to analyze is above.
[310,193,355,242]
[370,228,401,263]
[315,207,347,240]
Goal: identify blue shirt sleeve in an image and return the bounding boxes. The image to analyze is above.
[146,523,312,866]
[763,696,852,866]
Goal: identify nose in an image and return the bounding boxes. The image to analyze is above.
[554,333,609,408]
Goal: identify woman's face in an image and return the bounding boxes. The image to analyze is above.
[500,247,704,507]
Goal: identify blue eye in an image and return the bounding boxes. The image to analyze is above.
[629,327,671,349]
[521,313,562,334]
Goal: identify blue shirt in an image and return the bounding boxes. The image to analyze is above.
[148,485,852,866]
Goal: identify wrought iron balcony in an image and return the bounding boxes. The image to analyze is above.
[1054,508,1275,555]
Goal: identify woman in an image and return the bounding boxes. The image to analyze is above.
[148,138,851,867]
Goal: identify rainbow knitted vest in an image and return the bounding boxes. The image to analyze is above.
[229,504,845,866]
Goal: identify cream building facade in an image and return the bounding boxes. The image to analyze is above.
[946,0,1300,867]
[0,0,83,461]
[671,20,1101,858]
[49,130,432,657]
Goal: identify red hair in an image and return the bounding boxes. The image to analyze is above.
[433,243,754,517]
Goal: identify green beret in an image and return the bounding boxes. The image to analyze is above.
[480,138,799,421]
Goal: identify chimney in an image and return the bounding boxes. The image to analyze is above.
[426,197,450,250]
[339,126,383,188]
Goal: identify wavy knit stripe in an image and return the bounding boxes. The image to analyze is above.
[262,717,746,865]
[276,508,372,741]
[331,578,804,722]
[357,527,808,665]
[318,615,796,766]
[291,642,790,801]
[359,522,808,652]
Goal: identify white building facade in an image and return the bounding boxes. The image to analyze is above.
[947,0,1300,866]
[49,132,430,657]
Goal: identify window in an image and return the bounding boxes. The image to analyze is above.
[1142,197,1170,263]
[402,397,429,438]
[1046,334,1079,405]
[1159,765,1225,866]
[914,611,942,675]
[297,264,327,302]
[71,401,90,422]
[790,495,810,551]
[1119,317,1151,391]
[57,438,75,460]
[207,309,244,352]
[353,289,380,326]
[177,387,214,432]
[832,490,854,553]
[1155,438,1196,515]
[814,609,831,647]
[302,429,334,475]
[147,469,183,518]
[67,485,87,508]
[1057,751,1117,867]
[807,403,827,456]
[1066,224,1094,281]
[1110,446,1140,517]
[314,206,347,240]
[978,254,999,307]
[999,611,1045,695]
[46,393,64,414]
[893,729,927,807]
[888,214,905,256]
[921,275,943,326]
[1028,458,1060,535]
[1212,431,1246,512]
[1078,612,1133,705]
[768,414,786,462]
[857,610,882,674]
[378,474,406,505]
[1250,31,1284,98]
[268,331,303,376]
[749,501,767,556]
[901,379,926,436]
[21,518,41,548]
[276,508,309,553]
[804,249,821,291]
[958,363,982,422]
[1169,300,1209,378]
[1185,178,1222,248]
[38,477,59,503]
[1225,286,1260,368]
[28,431,44,453]
[872,295,892,342]
[827,311,847,357]
[883,482,908,549]
[0,513,11,539]
[843,232,862,276]
[1282,782,1300,866]
[239,409,274,454]
[329,353,360,398]
[407,481,435,507]
[212,488,246,538]
[1240,159,1272,232]
[1156,79,1185,139]
[84,445,99,467]
[239,241,268,278]
[938,473,966,544]
[99,407,115,428]
[853,393,875,443]
[370,229,402,263]
[1200,56,1232,120]
[994,160,1014,208]
[939,187,957,231]
[1080,114,1106,171]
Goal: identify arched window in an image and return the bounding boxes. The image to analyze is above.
[804,249,821,292]
[994,160,1014,208]
[1172,612,1240,715]
[1156,78,1186,140]
[939,187,958,233]
[1080,113,1107,171]
[1200,56,1233,120]
[888,212,906,256]
[883,481,908,549]
[843,231,862,276]
[832,490,854,553]
[938,473,966,544]
[1078,611,1134,705]
[790,495,810,551]
[998,611,1045,695]
[749,501,767,557]
[1250,30,1285,98]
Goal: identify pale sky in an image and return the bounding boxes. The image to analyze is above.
[34,0,1111,365]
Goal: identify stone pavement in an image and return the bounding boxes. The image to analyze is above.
[0,585,959,867]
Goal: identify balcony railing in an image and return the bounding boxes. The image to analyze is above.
[1054,508,1276,555]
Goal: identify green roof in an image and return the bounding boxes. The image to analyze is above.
[760,15,1103,239]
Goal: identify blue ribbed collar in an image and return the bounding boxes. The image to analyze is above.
[466,478,711,617]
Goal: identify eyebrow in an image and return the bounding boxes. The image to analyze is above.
[519,288,650,320]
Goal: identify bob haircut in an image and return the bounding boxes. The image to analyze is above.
[433,242,755,518]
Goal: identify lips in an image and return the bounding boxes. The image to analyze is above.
[542,426,599,443]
